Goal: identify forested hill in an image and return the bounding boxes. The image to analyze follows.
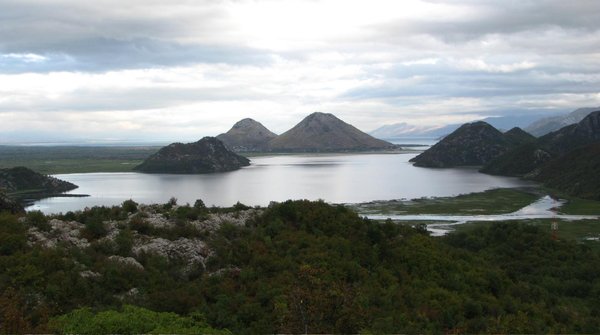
[533,143,600,200]
[0,166,77,194]
[134,137,250,174]
[481,111,600,199]
[409,122,531,168]
[0,166,78,206]
[1,199,599,333]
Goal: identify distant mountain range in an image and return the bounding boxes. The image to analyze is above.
[371,107,600,139]
[370,115,543,139]
[411,110,600,199]
[524,107,600,137]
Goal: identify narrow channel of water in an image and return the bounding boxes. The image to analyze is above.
[363,196,599,236]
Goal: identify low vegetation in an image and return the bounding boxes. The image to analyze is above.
[454,219,600,250]
[1,198,600,333]
[0,146,159,174]
[558,196,600,215]
[350,188,540,215]
[49,305,230,334]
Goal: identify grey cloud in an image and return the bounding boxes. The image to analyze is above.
[0,0,271,72]
[340,61,600,104]
[1,38,271,73]
[0,85,263,113]
[376,1,600,43]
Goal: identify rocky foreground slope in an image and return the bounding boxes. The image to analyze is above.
[0,191,24,213]
[26,202,262,274]
[134,137,250,174]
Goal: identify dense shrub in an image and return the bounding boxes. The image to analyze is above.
[1,201,599,333]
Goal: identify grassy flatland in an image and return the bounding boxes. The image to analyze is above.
[0,146,159,174]
[559,197,600,215]
[545,189,600,215]
[351,187,541,215]
[0,145,409,173]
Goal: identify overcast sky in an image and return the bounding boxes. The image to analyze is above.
[1,0,599,143]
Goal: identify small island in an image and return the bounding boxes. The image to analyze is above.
[134,137,250,174]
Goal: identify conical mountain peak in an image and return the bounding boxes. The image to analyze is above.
[267,112,393,152]
[217,118,277,152]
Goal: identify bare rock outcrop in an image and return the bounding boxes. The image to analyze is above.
[27,219,89,249]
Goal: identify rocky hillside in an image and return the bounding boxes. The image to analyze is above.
[537,109,600,155]
[134,137,250,174]
[268,112,394,152]
[480,143,552,177]
[483,111,600,177]
[216,118,277,152]
[525,107,599,136]
[532,143,600,200]
[0,191,24,213]
[503,127,535,145]
[27,202,262,273]
[409,122,528,168]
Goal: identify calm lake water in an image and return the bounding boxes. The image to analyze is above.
[28,153,535,214]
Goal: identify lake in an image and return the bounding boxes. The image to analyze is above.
[28,153,535,214]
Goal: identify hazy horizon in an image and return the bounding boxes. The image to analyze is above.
[1,0,599,143]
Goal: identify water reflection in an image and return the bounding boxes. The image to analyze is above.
[29,153,534,214]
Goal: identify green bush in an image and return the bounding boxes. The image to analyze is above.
[122,199,138,213]
[82,217,108,240]
[0,213,27,255]
[194,199,206,210]
[115,229,134,256]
